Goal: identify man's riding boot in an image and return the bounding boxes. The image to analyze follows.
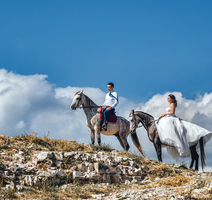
[102,123,107,131]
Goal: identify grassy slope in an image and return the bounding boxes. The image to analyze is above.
[0,133,212,199]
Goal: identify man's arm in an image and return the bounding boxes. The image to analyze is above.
[110,92,118,109]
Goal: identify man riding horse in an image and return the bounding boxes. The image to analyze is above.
[101,82,118,131]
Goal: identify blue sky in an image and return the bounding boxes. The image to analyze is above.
[1,1,212,170]
[1,1,212,102]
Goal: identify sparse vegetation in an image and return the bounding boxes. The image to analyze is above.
[1,189,18,199]
[0,133,212,199]
[195,179,206,189]
[90,143,113,152]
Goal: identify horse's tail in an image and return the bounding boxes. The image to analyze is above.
[199,137,206,171]
[131,131,144,156]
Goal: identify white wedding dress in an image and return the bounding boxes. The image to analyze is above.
[156,107,212,160]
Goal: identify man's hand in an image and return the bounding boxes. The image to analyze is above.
[106,107,112,110]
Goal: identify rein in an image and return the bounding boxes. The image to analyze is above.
[78,105,101,109]
[137,117,161,128]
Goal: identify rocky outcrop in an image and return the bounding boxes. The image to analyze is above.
[0,150,144,191]
[1,135,212,199]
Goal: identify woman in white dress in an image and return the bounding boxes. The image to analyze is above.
[156,94,212,169]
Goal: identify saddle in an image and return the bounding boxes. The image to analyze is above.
[99,107,117,123]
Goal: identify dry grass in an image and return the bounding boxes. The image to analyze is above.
[0,133,94,158]
[1,133,212,199]
[0,138,5,146]
[140,175,194,189]
[11,182,131,200]
[58,183,127,199]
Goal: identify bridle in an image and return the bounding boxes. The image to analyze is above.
[137,118,161,128]
[131,113,161,129]
[78,105,101,109]
[72,93,101,109]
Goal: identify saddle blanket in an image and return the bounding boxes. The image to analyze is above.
[99,107,117,123]
[108,115,117,122]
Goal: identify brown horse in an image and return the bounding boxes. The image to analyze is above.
[70,91,144,155]
[129,109,206,171]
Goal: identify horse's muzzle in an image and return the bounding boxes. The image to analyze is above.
[70,105,76,110]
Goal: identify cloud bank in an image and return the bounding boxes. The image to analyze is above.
[1,69,212,171]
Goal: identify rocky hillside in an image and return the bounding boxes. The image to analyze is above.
[0,133,212,199]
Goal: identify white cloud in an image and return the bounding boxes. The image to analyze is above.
[16,120,26,129]
[1,68,212,171]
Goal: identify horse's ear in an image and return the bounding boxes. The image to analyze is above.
[131,109,134,115]
[78,90,84,94]
[75,91,80,95]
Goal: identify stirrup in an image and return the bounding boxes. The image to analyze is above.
[102,123,107,131]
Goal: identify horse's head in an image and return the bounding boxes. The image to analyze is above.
[70,90,84,110]
[129,109,139,133]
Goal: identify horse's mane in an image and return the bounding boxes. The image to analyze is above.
[75,91,98,107]
[134,111,154,129]
[134,111,154,120]
[83,93,98,107]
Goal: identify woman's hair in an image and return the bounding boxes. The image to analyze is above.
[169,94,177,107]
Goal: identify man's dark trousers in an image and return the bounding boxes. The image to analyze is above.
[103,108,115,124]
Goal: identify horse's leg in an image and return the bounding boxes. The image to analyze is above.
[189,146,194,169]
[115,132,126,150]
[89,129,95,145]
[119,131,130,151]
[97,133,101,146]
[131,132,144,155]
[189,145,199,170]
[189,158,194,169]
[96,131,101,146]
[122,137,130,151]
[93,125,101,146]
[153,137,162,162]
[194,146,199,171]
[199,137,206,171]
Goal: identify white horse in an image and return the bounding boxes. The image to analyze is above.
[70,91,143,154]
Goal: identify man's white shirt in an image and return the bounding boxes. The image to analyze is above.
[102,91,118,109]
